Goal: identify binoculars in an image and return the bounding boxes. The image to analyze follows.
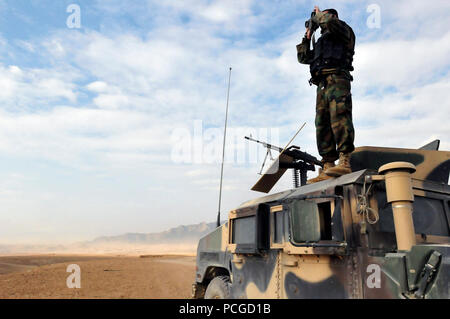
[305,11,318,32]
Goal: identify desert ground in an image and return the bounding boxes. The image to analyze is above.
[0,254,196,299]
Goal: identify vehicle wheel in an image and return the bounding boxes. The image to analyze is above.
[204,276,231,299]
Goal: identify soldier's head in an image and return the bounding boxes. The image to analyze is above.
[323,8,339,18]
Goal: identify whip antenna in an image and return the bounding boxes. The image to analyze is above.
[217,67,232,228]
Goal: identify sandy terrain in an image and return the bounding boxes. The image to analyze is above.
[0,255,196,299]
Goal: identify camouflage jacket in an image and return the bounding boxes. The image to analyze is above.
[297,11,355,75]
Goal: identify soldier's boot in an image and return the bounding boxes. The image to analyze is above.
[307,162,336,184]
[325,152,352,177]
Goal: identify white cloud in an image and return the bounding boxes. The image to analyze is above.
[0,0,448,243]
[0,107,174,171]
[15,40,35,52]
[94,93,130,109]
[354,32,450,90]
[86,81,109,93]
[159,0,254,23]
[0,63,80,108]
[353,77,450,150]
[198,0,253,23]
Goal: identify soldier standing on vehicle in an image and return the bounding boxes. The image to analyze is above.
[297,6,356,184]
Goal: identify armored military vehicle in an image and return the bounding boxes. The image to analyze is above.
[192,139,450,299]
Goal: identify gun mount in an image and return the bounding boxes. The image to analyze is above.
[245,136,322,192]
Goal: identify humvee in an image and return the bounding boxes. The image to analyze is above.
[192,140,450,299]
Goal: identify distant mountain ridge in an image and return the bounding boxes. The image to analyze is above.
[0,221,222,255]
[89,221,218,245]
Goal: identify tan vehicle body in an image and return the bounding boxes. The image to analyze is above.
[193,144,450,299]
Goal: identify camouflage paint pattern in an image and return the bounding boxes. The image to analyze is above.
[316,74,355,162]
[297,11,355,78]
[193,146,450,299]
[351,146,450,184]
[297,11,356,163]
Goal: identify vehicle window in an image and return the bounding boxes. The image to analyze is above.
[289,200,321,243]
[318,202,332,240]
[232,216,256,244]
[273,212,284,244]
[413,196,449,236]
[375,192,449,237]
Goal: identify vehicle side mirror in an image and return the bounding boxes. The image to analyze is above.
[289,200,321,243]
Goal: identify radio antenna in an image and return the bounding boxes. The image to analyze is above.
[217,67,232,228]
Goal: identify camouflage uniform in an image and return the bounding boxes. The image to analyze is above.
[297,11,355,163]
[315,73,354,162]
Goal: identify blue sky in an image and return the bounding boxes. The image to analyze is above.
[0,0,449,244]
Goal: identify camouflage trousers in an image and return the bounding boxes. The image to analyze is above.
[315,74,355,162]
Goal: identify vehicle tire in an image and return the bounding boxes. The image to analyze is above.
[204,276,231,299]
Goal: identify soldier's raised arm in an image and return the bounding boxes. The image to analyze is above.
[296,33,313,65]
[312,10,353,44]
